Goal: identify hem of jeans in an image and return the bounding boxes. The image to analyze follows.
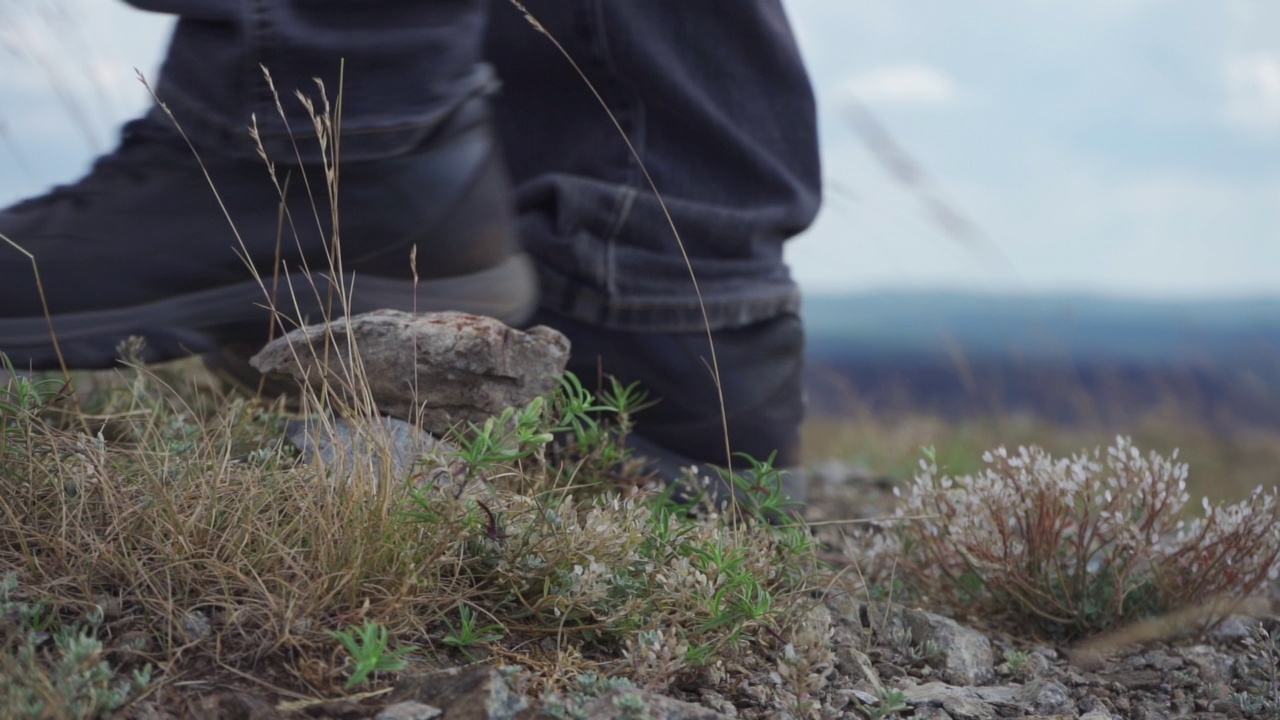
[148,100,457,163]
[537,268,801,333]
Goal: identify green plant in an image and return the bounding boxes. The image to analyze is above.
[325,620,417,689]
[542,672,638,720]
[1236,624,1280,716]
[1003,649,1029,677]
[609,691,650,720]
[721,451,802,522]
[441,605,505,659]
[450,397,556,487]
[774,617,836,719]
[851,686,910,719]
[1,573,153,719]
[0,354,69,467]
[866,438,1280,638]
[883,625,938,664]
[547,372,654,485]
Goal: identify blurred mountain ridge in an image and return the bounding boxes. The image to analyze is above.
[803,292,1280,429]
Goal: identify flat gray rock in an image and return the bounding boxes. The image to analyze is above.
[251,310,570,436]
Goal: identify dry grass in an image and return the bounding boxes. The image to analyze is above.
[0,356,828,711]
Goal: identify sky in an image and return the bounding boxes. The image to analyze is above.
[1,1,1279,300]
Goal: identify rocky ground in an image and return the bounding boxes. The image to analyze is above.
[11,312,1276,719]
[116,463,1279,720]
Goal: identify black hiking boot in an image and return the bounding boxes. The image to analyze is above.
[0,95,536,370]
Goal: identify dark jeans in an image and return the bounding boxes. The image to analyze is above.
[124,0,821,332]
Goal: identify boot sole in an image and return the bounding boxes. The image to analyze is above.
[0,252,537,369]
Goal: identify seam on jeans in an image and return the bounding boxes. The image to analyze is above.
[589,0,646,188]
[247,0,271,143]
[603,187,637,296]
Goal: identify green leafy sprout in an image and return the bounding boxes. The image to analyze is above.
[325,620,417,690]
[441,605,505,660]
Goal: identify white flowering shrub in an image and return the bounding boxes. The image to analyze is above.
[867,437,1280,637]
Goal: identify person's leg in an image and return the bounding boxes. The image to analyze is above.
[123,0,492,163]
[0,1,535,370]
[483,1,821,501]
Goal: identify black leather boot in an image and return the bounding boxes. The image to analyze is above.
[0,95,535,370]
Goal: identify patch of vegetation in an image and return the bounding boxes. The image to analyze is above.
[851,686,910,719]
[1236,622,1280,717]
[0,573,153,719]
[863,439,1280,638]
[0,353,825,712]
[440,605,505,660]
[1002,649,1029,678]
[541,672,638,720]
[325,620,417,689]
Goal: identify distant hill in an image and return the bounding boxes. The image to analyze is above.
[802,293,1280,430]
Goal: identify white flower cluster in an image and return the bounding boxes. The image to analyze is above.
[866,437,1280,632]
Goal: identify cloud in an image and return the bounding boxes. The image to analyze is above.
[843,63,958,106]
[1223,53,1280,131]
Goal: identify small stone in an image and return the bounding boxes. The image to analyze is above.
[697,690,738,717]
[1210,615,1257,642]
[1076,695,1111,715]
[1184,644,1236,682]
[114,630,153,657]
[1017,679,1074,715]
[194,693,278,720]
[374,701,442,720]
[1030,646,1058,660]
[178,609,211,643]
[1022,651,1052,677]
[301,700,365,719]
[1112,668,1164,691]
[285,415,455,488]
[899,682,996,720]
[1126,651,1181,672]
[582,687,732,719]
[908,708,953,720]
[122,702,176,720]
[834,645,882,689]
[1131,699,1172,720]
[848,689,879,706]
[1209,696,1238,713]
[875,661,906,681]
[872,603,995,685]
[96,595,124,621]
[389,665,527,720]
